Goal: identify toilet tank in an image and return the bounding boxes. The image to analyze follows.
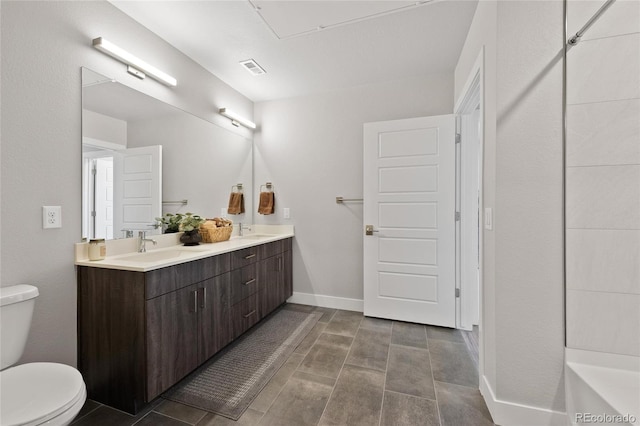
[0,285,39,370]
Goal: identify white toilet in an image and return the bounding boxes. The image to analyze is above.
[0,285,87,426]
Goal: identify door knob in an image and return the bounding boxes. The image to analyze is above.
[365,225,379,236]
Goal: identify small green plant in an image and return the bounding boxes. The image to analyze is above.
[179,212,205,232]
[155,213,183,233]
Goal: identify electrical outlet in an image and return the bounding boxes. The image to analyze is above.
[283,208,290,219]
[43,206,62,229]
[221,208,226,218]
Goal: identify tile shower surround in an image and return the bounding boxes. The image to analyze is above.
[565,1,640,357]
[71,304,493,426]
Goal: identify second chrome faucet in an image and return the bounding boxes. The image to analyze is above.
[138,231,157,252]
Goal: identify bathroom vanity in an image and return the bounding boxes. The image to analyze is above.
[76,232,293,414]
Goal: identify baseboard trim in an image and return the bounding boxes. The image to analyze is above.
[287,292,364,312]
[480,375,567,426]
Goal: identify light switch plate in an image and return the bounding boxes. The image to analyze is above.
[43,206,62,229]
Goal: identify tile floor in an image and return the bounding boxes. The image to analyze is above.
[71,304,494,426]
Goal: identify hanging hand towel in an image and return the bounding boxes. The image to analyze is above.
[227,192,245,214]
[258,191,275,215]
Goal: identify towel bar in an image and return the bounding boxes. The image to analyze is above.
[162,199,188,205]
[260,182,274,192]
[336,197,363,204]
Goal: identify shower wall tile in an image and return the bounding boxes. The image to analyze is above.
[568,0,640,42]
[567,33,640,105]
[567,98,640,167]
[567,289,640,356]
[566,165,640,229]
[566,229,640,295]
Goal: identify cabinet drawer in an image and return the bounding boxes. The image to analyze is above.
[259,238,292,259]
[230,264,260,306]
[230,291,262,338]
[230,246,260,269]
[145,254,231,299]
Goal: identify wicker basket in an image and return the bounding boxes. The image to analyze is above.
[200,225,233,243]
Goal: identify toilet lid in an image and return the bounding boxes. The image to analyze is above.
[0,362,86,426]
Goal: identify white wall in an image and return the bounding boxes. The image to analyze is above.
[1,0,253,366]
[253,74,453,308]
[82,110,127,147]
[455,1,566,424]
[565,0,640,357]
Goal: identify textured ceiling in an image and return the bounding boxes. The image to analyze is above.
[110,0,478,102]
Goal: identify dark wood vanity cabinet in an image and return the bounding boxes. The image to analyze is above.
[260,238,293,315]
[77,238,292,415]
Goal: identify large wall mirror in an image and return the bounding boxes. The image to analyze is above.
[81,67,253,240]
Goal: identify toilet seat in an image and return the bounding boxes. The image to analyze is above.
[0,362,86,426]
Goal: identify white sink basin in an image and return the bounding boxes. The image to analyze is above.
[239,234,276,240]
[118,250,190,263]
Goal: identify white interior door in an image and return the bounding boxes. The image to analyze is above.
[363,115,456,327]
[113,145,162,237]
[94,157,114,239]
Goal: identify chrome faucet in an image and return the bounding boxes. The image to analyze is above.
[138,231,157,252]
[238,223,252,237]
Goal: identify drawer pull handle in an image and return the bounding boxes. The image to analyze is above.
[243,310,256,318]
[243,278,256,286]
[244,253,256,259]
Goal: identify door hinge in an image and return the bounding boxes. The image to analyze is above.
[455,211,461,221]
[455,133,461,144]
[455,288,460,298]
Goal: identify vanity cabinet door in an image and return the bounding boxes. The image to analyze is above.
[283,249,293,300]
[146,283,199,400]
[198,273,231,363]
[260,255,283,315]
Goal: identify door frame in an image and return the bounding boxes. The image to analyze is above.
[454,47,485,377]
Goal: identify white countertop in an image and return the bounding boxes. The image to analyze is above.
[75,225,294,272]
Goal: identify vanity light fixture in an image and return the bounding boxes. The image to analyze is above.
[219,108,256,129]
[92,37,177,87]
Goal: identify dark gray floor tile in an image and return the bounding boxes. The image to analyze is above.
[385,344,436,399]
[258,371,334,426]
[71,399,102,424]
[391,321,428,349]
[360,317,393,331]
[429,339,479,388]
[435,381,494,426]
[319,364,385,426]
[380,391,440,426]
[197,408,264,425]
[249,353,305,412]
[426,325,465,343]
[313,306,338,323]
[298,333,353,379]
[71,405,137,426]
[345,327,391,372]
[153,400,207,424]
[294,321,327,355]
[283,303,316,313]
[323,310,363,337]
[134,412,191,426]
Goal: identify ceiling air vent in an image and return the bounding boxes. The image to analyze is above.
[239,59,266,76]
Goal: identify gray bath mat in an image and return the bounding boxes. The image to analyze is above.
[163,308,321,420]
